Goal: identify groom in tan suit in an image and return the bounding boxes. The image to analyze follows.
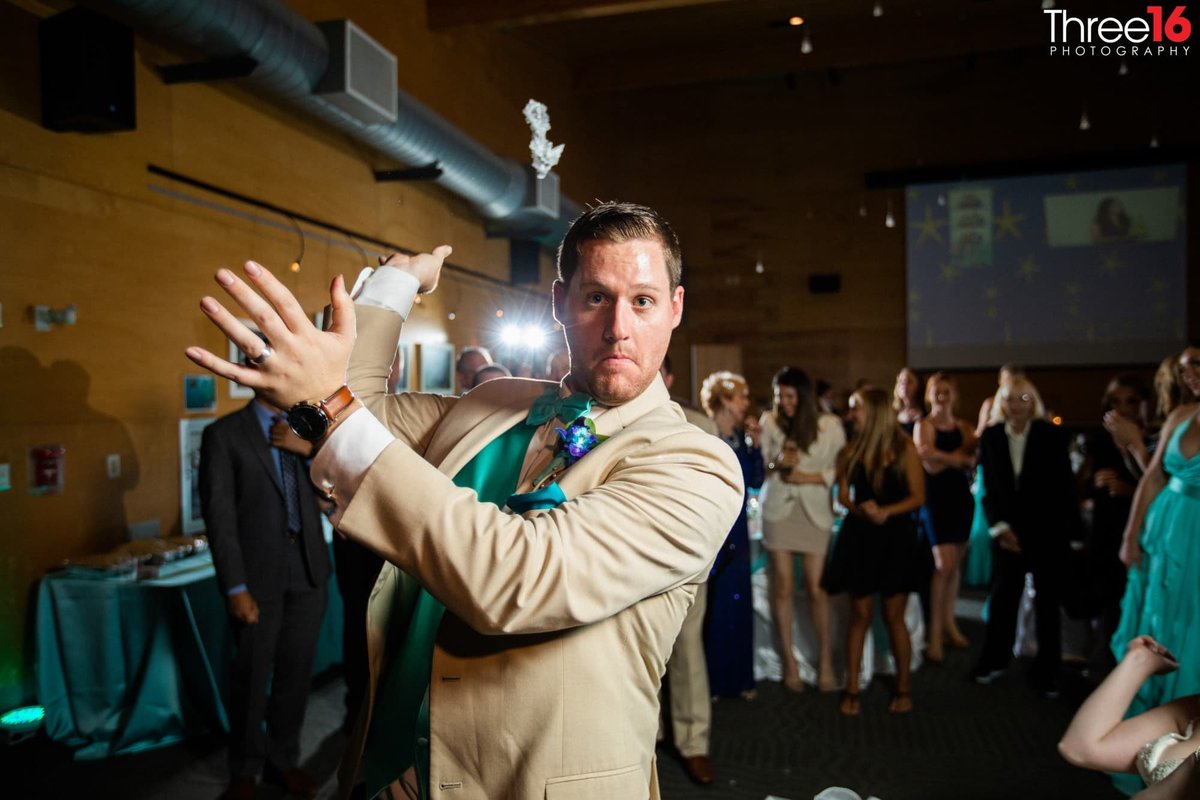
[187,202,743,800]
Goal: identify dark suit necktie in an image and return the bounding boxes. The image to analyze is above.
[276,416,302,533]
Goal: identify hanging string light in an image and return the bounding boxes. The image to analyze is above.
[285,215,305,272]
[873,2,884,18]
[801,29,813,54]
[1078,107,1091,131]
[885,198,896,228]
[755,252,764,274]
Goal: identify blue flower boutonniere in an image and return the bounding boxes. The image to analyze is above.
[532,416,608,489]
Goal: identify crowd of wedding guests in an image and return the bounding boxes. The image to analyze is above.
[679,343,1200,793]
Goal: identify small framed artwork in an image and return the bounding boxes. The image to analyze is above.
[390,342,414,393]
[419,342,455,394]
[180,417,216,534]
[227,318,260,399]
[184,374,217,413]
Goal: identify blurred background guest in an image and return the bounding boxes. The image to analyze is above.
[823,387,929,716]
[543,347,571,383]
[471,362,511,386]
[1112,343,1200,720]
[701,371,765,700]
[972,376,1079,698]
[893,367,924,436]
[914,372,976,663]
[455,345,493,393]
[759,367,845,693]
[1075,375,1149,676]
[976,363,1024,438]
[658,357,718,785]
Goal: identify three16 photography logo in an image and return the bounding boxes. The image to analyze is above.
[1046,6,1191,57]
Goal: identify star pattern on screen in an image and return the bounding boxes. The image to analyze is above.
[1017,255,1039,281]
[911,205,946,246]
[995,200,1026,240]
[1099,252,1123,275]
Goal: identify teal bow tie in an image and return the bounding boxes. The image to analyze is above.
[526,387,593,426]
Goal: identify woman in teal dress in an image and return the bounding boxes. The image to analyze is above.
[1112,395,1200,719]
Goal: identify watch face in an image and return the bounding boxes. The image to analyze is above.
[288,403,328,442]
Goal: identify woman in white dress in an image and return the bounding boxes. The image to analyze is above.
[1060,635,1200,798]
[759,367,846,692]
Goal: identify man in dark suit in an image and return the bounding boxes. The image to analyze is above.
[200,378,331,800]
[972,377,1080,697]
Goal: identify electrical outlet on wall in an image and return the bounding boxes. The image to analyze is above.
[106,454,121,479]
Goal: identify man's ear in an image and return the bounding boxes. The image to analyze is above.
[551,279,567,325]
[670,285,685,329]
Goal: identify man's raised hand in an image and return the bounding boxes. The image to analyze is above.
[185,261,356,410]
[378,245,452,294]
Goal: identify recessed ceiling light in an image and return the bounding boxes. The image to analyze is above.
[788,15,805,26]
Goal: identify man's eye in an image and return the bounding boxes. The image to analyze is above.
[587,293,604,304]
[635,297,653,307]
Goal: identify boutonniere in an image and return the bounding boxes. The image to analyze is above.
[532,416,608,489]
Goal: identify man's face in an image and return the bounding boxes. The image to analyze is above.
[553,238,684,405]
[457,351,489,392]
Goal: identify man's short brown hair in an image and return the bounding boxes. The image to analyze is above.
[556,201,682,290]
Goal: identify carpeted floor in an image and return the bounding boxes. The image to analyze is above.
[2,613,1125,800]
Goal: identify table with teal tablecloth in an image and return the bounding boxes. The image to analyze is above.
[36,550,344,760]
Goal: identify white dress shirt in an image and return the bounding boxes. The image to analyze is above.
[988,421,1030,539]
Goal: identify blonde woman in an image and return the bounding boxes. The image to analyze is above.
[893,367,924,436]
[823,387,930,715]
[915,372,977,662]
[700,371,765,699]
[759,367,846,693]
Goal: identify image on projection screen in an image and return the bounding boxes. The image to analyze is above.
[905,164,1187,369]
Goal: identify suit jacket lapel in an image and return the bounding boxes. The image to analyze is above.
[424,380,549,475]
[989,426,1018,499]
[239,403,284,498]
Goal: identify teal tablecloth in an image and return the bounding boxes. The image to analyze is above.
[36,549,343,760]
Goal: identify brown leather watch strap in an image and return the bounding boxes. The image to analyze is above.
[319,385,355,422]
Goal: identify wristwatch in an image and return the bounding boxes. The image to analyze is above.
[287,385,355,443]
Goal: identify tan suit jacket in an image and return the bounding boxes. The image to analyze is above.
[336,306,744,800]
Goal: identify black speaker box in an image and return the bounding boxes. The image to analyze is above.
[510,239,541,285]
[40,7,136,133]
[808,273,842,294]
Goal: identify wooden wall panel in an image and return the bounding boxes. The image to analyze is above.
[0,0,580,707]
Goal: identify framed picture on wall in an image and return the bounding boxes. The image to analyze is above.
[179,417,216,534]
[391,342,414,393]
[419,342,455,395]
[226,318,260,399]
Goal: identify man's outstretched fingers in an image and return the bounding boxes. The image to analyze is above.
[185,345,262,389]
[242,261,309,334]
[200,295,271,361]
[213,267,287,342]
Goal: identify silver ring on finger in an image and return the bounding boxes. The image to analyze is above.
[249,345,273,366]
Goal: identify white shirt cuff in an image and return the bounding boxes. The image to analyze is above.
[310,407,395,527]
[988,521,1011,539]
[351,266,421,319]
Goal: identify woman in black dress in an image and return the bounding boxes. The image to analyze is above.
[915,372,977,662]
[824,387,930,715]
